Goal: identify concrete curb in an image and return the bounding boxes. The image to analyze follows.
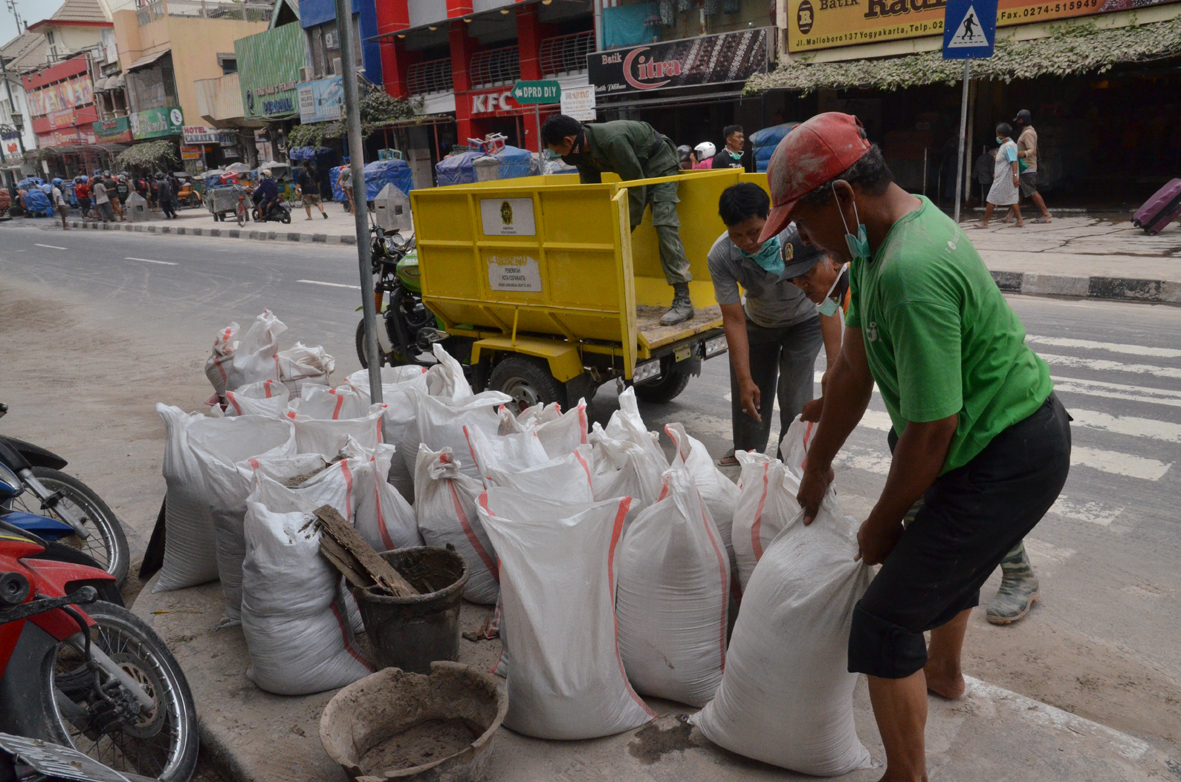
[64,218,358,246]
[989,270,1181,305]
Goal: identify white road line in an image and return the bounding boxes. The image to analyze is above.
[297,279,360,290]
[1049,495,1122,527]
[1039,353,1181,381]
[34,243,66,250]
[1071,446,1170,481]
[1070,408,1181,444]
[125,256,177,266]
[834,446,890,476]
[1051,376,1181,409]
[1028,335,1181,359]
[1024,537,1076,567]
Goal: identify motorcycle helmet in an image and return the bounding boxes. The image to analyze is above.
[155,172,165,180]
[52,178,62,186]
[694,141,716,160]
[103,170,111,177]
[676,144,693,162]
[260,169,272,178]
[117,174,127,182]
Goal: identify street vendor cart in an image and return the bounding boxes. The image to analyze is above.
[206,183,251,225]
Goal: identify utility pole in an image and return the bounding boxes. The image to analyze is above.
[334,0,383,404]
[0,56,25,154]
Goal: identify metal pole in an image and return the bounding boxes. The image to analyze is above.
[953,60,970,224]
[0,56,25,153]
[534,103,541,156]
[334,0,383,404]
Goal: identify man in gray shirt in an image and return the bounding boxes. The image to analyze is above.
[709,182,831,463]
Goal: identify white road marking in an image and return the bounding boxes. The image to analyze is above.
[125,256,177,266]
[297,279,360,290]
[1039,353,1181,381]
[1071,446,1170,481]
[1051,376,1181,409]
[1049,495,1122,527]
[834,445,890,476]
[34,243,66,250]
[1024,537,1076,566]
[1027,335,1181,359]
[1069,408,1181,444]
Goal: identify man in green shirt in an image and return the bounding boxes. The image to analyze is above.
[763,113,1071,782]
[541,115,694,326]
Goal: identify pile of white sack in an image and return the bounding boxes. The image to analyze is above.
[158,313,874,771]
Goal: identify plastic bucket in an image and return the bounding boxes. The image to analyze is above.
[354,546,469,674]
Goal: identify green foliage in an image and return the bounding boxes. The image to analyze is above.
[285,82,425,149]
[115,140,179,172]
[745,16,1181,95]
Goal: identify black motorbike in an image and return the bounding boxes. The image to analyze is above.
[250,192,291,224]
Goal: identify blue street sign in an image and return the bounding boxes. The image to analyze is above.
[942,0,998,60]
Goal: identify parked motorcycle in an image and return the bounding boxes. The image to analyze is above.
[354,226,446,369]
[0,511,199,780]
[0,404,130,586]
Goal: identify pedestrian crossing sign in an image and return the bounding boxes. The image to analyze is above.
[943,0,998,59]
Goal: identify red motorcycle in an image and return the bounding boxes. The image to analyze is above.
[0,519,198,781]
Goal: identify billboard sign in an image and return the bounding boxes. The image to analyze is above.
[297,76,343,124]
[93,117,134,143]
[561,86,597,121]
[132,107,184,139]
[588,28,769,96]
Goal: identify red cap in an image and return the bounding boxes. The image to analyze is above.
[759,112,872,244]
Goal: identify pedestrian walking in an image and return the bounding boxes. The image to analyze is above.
[339,164,355,214]
[51,179,68,230]
[769,112,1070,782]
[978,122,1022,228]
[298,161,327,220]
[1013,109,1052,223]
[155,172,177,219]
[91,177,113,223]
[115,175,131,220]
[103,171,123,222]
[73,176,91,218]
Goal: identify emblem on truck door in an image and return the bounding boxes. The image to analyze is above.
[501,200,513,226]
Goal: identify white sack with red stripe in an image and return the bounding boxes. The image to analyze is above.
[223,379,289,418]
[477,487,654,739]
[154,405,221,592]
[204,322,238,399]
[693,496,872,776]
[345,366,431,503]
[241,475,372,696]
[498,401,562,434]
[731,451,801,591]
[414,446,499,604]
[224,309,285,392]
[603,387,667,467]
[351,442,420,551]
[290,384,369,421]
[483,444,595,503]
[665,423,740,577]
[290,403,385,458]
[779,415,814,479]
[498,400,590,459]
[188,416,297,626]
[617,466,730,707]
[588,425,664,517]
[400,389,511,484]
[463,425,550,485]
[277,342,334,395]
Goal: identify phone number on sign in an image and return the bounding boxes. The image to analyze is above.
[999,0,1099,21]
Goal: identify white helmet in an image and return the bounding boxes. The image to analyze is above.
[694,141,716,160]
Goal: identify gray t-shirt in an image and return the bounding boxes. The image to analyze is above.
[92,181,109,204]
[707,229,817,329]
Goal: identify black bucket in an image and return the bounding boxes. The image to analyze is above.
[353,546,470,675]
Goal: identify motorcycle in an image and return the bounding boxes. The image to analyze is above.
[0,483,199,781]
[250,192,291,225]
[354,225,447,369]
[0,404,130,586]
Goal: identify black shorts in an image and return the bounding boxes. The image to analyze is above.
[1019,170,1039,197]
[848,394,1071,679]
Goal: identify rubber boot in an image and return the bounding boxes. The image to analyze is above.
[987,542,1040,625]
[660,283,694,326]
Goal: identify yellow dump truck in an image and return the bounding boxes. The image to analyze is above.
[407,168,765,410]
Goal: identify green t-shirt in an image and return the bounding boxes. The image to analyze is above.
[845,196,1053,473]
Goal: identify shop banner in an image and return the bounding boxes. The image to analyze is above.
[48,108,76,130]
[787,0,1181,51]
[27,74,94,118]
[236,22,304,120]
[180,145,202,160]
[2,130,19,157]
[588,28,770,96]
[132,107,184,140]
[561,86,597,122]
[182,125,235,145]
[93,117,134,143]
[297,76,343,124]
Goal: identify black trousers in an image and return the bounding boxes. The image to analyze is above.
[848,393,1071,679]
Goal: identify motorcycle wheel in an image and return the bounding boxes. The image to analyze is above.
[281,210,291,225]
[45,601,199,782]
[355,319,405,369]
[5,467,129,586]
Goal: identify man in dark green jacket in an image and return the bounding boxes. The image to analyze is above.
[541,115,694,326]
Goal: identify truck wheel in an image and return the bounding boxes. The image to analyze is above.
[633,360,692,404]
[488,355,566,414]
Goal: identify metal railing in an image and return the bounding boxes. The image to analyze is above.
[137,0,272,23]
[406,58,453,96]
[539,31,593,76]
[469,45,520,89]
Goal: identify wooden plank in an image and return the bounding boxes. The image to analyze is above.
[636,304,724,350]
[313,505,419,598]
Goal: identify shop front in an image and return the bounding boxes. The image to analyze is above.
[181,125,241,172]
[236,20,305,165]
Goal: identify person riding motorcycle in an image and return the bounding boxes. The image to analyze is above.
[254,169,281,219]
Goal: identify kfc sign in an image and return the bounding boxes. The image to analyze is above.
[469,89,524,117]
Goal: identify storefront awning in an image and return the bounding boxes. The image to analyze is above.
[127,49,170,73]
[746,16,1181,95]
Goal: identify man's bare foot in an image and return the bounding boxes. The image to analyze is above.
[924,660,966,699]
[1014,219,1025,227]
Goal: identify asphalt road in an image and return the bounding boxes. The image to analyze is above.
[2,222,1180,752]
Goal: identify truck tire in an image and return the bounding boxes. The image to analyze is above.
[488,355,566,414]
[633,360,692,404]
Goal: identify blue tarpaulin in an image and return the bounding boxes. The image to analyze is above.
[22,188,51,216]
[330,159,415,202]
[603,3,656,49]
[750,123,800,173]
[435,146,535,187]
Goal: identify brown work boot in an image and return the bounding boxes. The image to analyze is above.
[659,283,694,326]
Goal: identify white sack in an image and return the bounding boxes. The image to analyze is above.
[603,386,667,467]
[477,487,655,739]
[204,322,238,399]
[154,405,220,592]
[665,423,740,577]
[424,343,472,402]
[463,425,550,486]
[780,415,815,479]
[187,416,297,625]
[499,401,561,433]
[534,399,589,458]
[483,444,595,503]
[291,404,385,458]
[589,425,664,514]
[693,499,873,776]
[224,379,289,418]
[400,389,511,484]
[731,451,801,591]
[346,366,431,503]
[617,466,730,707]
[224,309,285,392]
[277,342,335,395]
[352,442,420,551]
[414,446,498,604]
[241,476,372,695]
[291,384,370,421]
